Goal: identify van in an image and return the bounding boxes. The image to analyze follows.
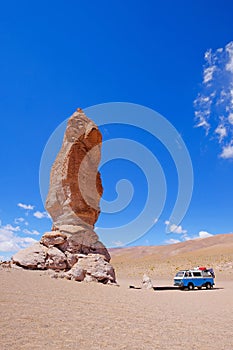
[174,268,215,290]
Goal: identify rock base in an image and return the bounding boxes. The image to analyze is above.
[12,229,116,284]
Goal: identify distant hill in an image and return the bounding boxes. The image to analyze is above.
[109,234,233,279]
[110,233,233,260]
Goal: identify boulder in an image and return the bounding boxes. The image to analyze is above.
[75,254,116,283]
[66,229,111,262]
[65,251,78,268]
[40,231,67,247]
[12,242,48,269]
[64,254,116,283]
[46,247,67,270]
[66,265,85,281]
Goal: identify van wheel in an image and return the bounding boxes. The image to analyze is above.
[188,283,194,290]
[206,283,211,289]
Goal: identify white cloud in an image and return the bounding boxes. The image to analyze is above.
[220,144,233,159]
[165,220,187,234]
[23,229,40,236]
[183,230,213,241]
[194,41,233,159]
[183,235,192,241]
[165,238,181,245]
[198,230,213,239]
[225,41,233,73]
[0,255,11,262]
[215,124,227,142]
[33,211,51,219]
[203,66,216,84]
[0,223,37,252]
[195,113,210,132]
[3,224,20,232]
[17,203,34,210]
[112,241,124,247]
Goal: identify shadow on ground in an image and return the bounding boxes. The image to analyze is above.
[129,285,224,291]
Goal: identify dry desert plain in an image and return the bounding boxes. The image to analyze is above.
[1,233,233,350]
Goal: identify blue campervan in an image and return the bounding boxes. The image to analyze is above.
[174,268,215,290]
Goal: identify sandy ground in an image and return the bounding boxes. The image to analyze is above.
[1,266,233,350]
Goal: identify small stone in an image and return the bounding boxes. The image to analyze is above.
[142,274,153,290]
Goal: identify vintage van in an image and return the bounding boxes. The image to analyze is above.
[174,268,215,290]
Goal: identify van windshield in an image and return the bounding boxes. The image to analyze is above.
[176,271,184,277]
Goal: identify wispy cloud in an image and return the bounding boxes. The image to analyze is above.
[17,203,34,210]
[220,144,233,159]
[23,229,40,236]
[165,220,187,234]
[14,217,25,224]
[3,224,20,232]
[194,41,233,159]
[165,238,181,244]
[33,211,51,219]
[112,240,124,247]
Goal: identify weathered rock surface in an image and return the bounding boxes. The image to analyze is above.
[66,254,116,283]
[12,233,116,284]
[66,229,111,262]
[12,109,116,284]
[45,109,103,229]
[40,231,67,247]
[12,242,48,269]
[46,247,67,270]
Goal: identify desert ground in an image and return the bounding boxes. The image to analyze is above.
[1,234,233,350]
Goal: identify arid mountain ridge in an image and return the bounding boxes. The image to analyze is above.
[110,233,233,260]
[109,234,233,280]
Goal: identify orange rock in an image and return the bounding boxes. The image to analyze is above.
[46,109,103,229]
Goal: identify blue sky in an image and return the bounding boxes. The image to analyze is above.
[0,0,233,259]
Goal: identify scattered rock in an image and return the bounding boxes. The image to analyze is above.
[0,261,11,270]
[141,274,153,290]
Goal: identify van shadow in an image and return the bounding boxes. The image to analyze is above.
[153,286,178,291]
[129,285,224,291]
[153,286,224,291]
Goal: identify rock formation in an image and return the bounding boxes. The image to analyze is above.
[12,109,116,284]
[46,108,103,229]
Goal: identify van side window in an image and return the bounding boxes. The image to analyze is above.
[193,272,202,277]
[185,272,192,277]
